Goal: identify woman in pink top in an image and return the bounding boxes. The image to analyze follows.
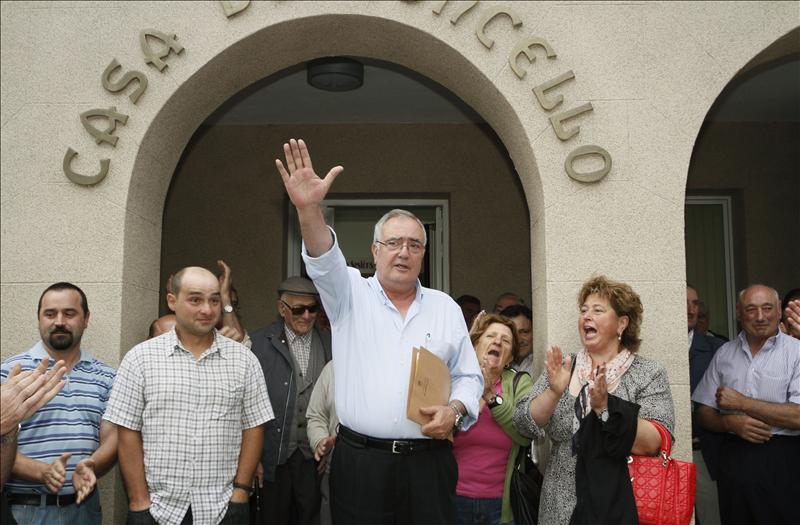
[453,313,534,525]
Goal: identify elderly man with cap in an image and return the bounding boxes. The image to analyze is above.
[250,276,332,525]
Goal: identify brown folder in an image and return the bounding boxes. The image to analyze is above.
[406,346,451,426]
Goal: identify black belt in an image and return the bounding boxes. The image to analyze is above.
[339,425,448,455]
[7,492,78,507]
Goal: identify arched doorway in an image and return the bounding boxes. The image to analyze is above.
[120,14,545,356]
[685,27,799,339]
[157,58,531,330]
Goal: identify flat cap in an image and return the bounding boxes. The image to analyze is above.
[278,276,319,296]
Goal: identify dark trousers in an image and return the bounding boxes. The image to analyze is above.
[717,434,800,525]
[260,449,321,525]
[330,428,457,525]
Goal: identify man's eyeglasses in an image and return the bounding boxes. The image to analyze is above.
[281,300,320,316]
[375,237,425,254]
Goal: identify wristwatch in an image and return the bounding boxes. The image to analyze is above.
[232,481,253,495]
[450,403,464,430]
[222,304,234,314]
[487,394,504,409]
[598,408,609,423]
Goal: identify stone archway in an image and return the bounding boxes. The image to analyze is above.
[120,13,545,356]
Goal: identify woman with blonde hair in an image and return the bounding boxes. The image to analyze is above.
[513,276,675,524]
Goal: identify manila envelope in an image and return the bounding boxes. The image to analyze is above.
[406,346,451,426]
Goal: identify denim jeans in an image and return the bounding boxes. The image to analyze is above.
[10,489,101,525]
[454,494,504,525]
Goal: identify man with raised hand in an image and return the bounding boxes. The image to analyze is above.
[105,266,273,525]
[693,284,800,525]
[0,282,117,525]
[275,138,482,525]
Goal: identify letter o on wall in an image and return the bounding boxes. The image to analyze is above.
[564,145,612,183]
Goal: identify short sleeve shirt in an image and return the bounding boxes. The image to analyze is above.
[0,342,116,495]
[692,330,800,436]
[103,329,273,525]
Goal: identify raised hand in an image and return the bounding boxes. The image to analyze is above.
[588,363,608,414]
[545,346,572,396]
[217,259,233,298]
[782,299,800,338]
[1,358,66,435]
[73,458,97,504]
[42,452,72,493]
[275,139,343,210]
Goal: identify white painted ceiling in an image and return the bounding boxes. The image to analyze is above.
[205,57,800,126]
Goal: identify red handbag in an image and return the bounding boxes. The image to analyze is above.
[627,420,696,525]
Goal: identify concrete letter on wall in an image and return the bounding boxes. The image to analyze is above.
[63,148,110,186]
[432,1,478,25]
[102,59,148,104]
[565,145,612,183]
[549,102,593,141]
[476,7,523,50]
[509,37,556,80]
[80,107,129,146]
[140,30,185,72]
[220,1,250,18]
[532,70,575,111]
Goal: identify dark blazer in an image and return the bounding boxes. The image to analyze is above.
[689,331,725,479]
[250,320,332,482]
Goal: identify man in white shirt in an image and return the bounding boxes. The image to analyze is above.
[275,138,483,525]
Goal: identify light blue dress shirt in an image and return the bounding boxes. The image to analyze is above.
[691,330,800,436]
[302,229,483,439]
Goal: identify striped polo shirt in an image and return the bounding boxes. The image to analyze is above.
[0,342,116,495]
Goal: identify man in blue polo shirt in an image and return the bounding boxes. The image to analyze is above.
[0,282,117,525]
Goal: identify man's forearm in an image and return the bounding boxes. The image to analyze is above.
[234,425,264,486]
[1,439,17,488]
[298,206,333,257]
[11,452,48,483]
[90,420,118,477]
[696,405,728,433]
[742,398,800,429]
[117,426,150,509]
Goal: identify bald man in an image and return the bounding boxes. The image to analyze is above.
[693,284,800,525]
[105,267,274,525]
[148,314,176,339]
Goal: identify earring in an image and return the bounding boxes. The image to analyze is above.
[617,333,622,341]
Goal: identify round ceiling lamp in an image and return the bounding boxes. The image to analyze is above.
[307,57,364,92]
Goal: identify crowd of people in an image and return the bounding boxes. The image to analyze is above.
[1,138,799,525]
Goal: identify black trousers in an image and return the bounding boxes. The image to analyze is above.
[330,428,457,525]
[717,434,800,525]
[260,449,321,525]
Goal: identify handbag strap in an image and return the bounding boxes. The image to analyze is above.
[647,419,672,457]
[512,369,530,396]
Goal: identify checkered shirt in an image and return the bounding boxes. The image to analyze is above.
[103,329,273,525]
[285,326,312,376]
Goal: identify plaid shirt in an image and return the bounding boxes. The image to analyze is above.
[104,329,273,525]
[285,326,312,376]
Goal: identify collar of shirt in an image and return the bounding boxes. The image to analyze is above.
[285,325,312,347]
[31,340,91,364]
[688,329,695,350]
[735,329,780,359]
[164,328,227,360]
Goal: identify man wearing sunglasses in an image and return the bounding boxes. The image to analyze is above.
[250,276,332,525]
